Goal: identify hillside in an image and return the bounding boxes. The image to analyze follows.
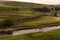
[0,1,60,31]
[0,1,54,8]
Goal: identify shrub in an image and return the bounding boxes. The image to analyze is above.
[0,19,13,28]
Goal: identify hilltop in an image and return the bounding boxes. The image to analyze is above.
[0,1,54,8]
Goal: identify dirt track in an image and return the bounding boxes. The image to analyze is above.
[53,17,60,22]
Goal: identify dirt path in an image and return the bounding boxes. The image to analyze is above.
[52,17,60,22]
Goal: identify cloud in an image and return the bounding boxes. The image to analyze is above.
[0,0,60,5]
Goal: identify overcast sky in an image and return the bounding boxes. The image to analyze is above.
[1,0,60,5]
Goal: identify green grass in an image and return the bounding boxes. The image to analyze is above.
[0,4,59,29]
[16,16,55,26]
[0,2,60,30]
[0,1,60,40]
[0,4,21,8]
[0,29,60,40]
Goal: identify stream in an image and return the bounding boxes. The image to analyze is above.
[13,26,60,35]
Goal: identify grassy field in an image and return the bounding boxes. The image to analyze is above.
[16,16,55,27]
[0,1,60,30]
[0,1,60,40]
[0,3,56,28]
[0,29,60,40]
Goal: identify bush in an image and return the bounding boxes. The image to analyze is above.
[0,19,13,28]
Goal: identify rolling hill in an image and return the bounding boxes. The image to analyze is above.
[0,1,59,31]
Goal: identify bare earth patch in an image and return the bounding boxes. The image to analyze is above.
[52,17,60,22]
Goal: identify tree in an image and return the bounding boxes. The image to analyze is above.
[0,19,13,28]
[55,7,60,11]
[42,7,50,12]
[54,7,59,17]
[12,7,20,11]
[51,6,60,17]
[31,7,50,12]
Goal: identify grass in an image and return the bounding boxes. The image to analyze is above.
[0,29,60,40]
[0,1,60,40]
[0,2,60,30]
[0,4,59,30]
[16,16,55,26]
[0,4,22,8]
